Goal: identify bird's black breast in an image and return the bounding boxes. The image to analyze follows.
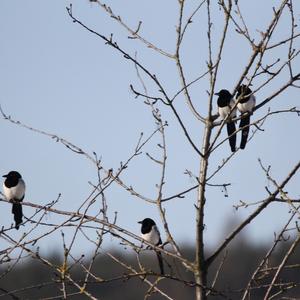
[216,89,232,107]
[217,98,228,107]
[237,85,252,103]
[239,96,250,103]
[237,92,250,104]
[4,177,19,188]
[141,224,152,234]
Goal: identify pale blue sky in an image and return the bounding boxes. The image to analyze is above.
[0,1,299,255]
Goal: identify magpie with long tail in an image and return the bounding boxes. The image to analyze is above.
[236,84,256,149]
[138,218,164,275]
[3,171,26,230]
[215,89,237,152]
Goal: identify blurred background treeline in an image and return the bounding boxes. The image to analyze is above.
[1,235,300,300]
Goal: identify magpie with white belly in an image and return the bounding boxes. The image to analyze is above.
[215,89,237,152]
[236,85,256,149]
[138,218,164,275]
[3,171,26,230]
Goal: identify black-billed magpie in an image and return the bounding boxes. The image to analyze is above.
[3,171,25,230]
[236,85,256,149]
[215,89,237,152]
[138,218,164,275]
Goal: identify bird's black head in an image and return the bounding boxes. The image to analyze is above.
[215,89,232,107]
[215,89,231,98]
[237,84,252,97]
[3,171,22,179]
[138,218,156,233]
[138,218,156,226]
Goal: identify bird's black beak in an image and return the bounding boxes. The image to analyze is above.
[138,221,142,224]
[2,174,8,178]
[214,92,220,96]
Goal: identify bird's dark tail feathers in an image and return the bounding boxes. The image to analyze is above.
[226,121,236,152]
[239,115,250,149]
[156,251,164,275]
[12,202,23,230]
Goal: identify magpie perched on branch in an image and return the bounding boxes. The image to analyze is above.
[215,89,237,152]
[236,84,256,149]
[138,218,164,275]
[3,171,26,230]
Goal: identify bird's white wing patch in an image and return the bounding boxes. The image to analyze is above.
[3,179,25,201]
[218,99,236,120]
[141,225,161,245]
[218,106,231,119]
[237,95,256,113]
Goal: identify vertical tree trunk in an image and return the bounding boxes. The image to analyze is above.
[195,120,212,300]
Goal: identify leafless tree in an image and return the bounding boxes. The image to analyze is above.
[1,0,300,299]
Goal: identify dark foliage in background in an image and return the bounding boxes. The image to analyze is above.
[1,237,300,299]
